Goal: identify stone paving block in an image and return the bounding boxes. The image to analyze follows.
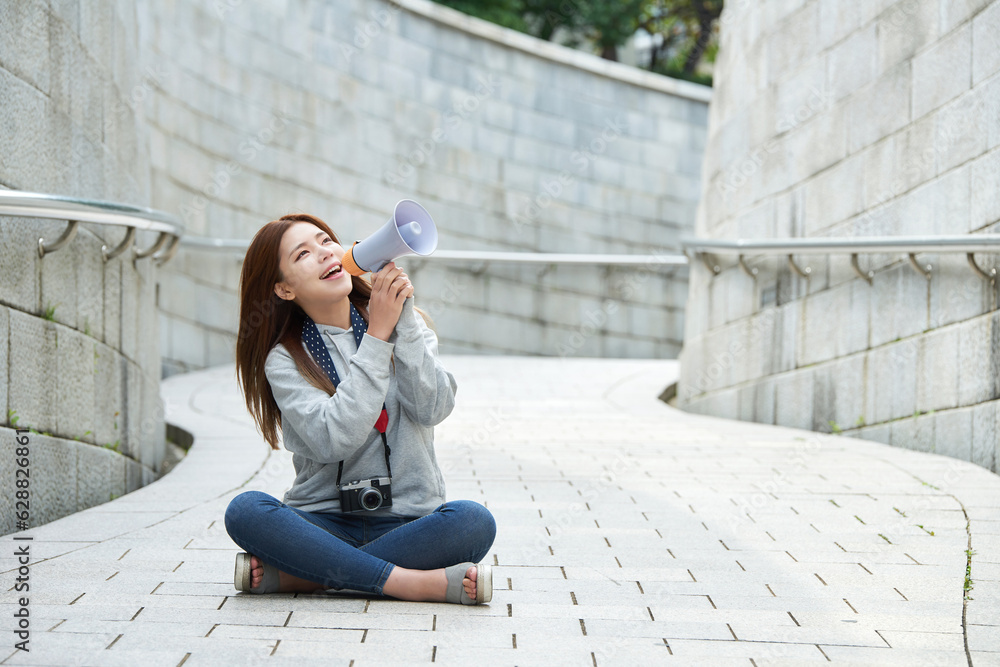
[582,617,738,641]
[361,599,508,617]
[727,620,888,647]
[0,602,140,623]
[364,627,513,648]
[866,628,967,650]
[52,618,215,637]
[432,614,582,637]
[704,594,862,614]
[208,624,363,643]
[791,610,961,634]
[670,636,824,661]
[223,594,366,614]
[55,648,194,667]
[511,602,650,621]
[818,645,977,664]
[108,633,278,657]
[286,610,432,631]
[273,638,429,661]
[183,652,351,667]
[431,645,578,667]
[0,631,120,666]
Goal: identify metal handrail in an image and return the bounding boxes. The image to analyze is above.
[0,190,184,264]
[179,235,689,267]
[680,234,1000,282]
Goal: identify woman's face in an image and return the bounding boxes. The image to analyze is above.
[273,222,352,307]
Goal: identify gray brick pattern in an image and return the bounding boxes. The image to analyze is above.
[139,0,708,373]
[0,1,167,528]
[681,0,1000,472]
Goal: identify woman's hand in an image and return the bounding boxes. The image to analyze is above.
[367,261,414,341]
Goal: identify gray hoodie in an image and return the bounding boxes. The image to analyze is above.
[264,296,456,517]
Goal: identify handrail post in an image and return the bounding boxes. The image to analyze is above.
[102,227,136,262]
[850,253,873,284]
[787,254,811,278]
[966,253,997,281]
[38,220,79,258]
[134,231,170,259]
[907,253,931,279]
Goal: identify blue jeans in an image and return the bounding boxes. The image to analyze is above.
[223,491,497,595]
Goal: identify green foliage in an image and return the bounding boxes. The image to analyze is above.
[43,302,59,321]
[436,0,530,32]
[827,420,842,435]
[649,53,714,86]
[8,409,18,427]
[577,0,651,59]
[965,548,976,599]
[103,439,122,453]
[431,0,722,81]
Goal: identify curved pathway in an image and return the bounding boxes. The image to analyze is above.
[2,356,999,665]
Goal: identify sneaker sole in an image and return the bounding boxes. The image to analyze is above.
[234,553,251,592]
[477,563,493,604]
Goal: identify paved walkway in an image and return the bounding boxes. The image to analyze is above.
[2,355,1000,666]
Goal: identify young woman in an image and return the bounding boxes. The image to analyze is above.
[225,212,496,604]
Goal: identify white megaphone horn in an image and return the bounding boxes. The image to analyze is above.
[341,199,438,276]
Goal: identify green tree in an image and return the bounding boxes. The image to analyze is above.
[433,0,722,80]
[434,0,531,32]
[576,0,650,61]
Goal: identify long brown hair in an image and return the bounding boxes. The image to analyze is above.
[236,213,430,450]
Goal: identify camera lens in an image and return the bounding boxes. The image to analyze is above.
[360,487,383,511]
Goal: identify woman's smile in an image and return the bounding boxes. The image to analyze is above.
[320,260,345,280]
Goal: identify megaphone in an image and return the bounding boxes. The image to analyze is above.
[341,199,438,276]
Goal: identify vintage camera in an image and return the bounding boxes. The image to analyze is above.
[339,477,393,512]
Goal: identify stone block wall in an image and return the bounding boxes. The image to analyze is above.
[0,0,165,533]
[141,0,710,373]
[679,0,1000,472]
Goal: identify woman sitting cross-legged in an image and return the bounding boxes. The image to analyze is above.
[225,212,496,604]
